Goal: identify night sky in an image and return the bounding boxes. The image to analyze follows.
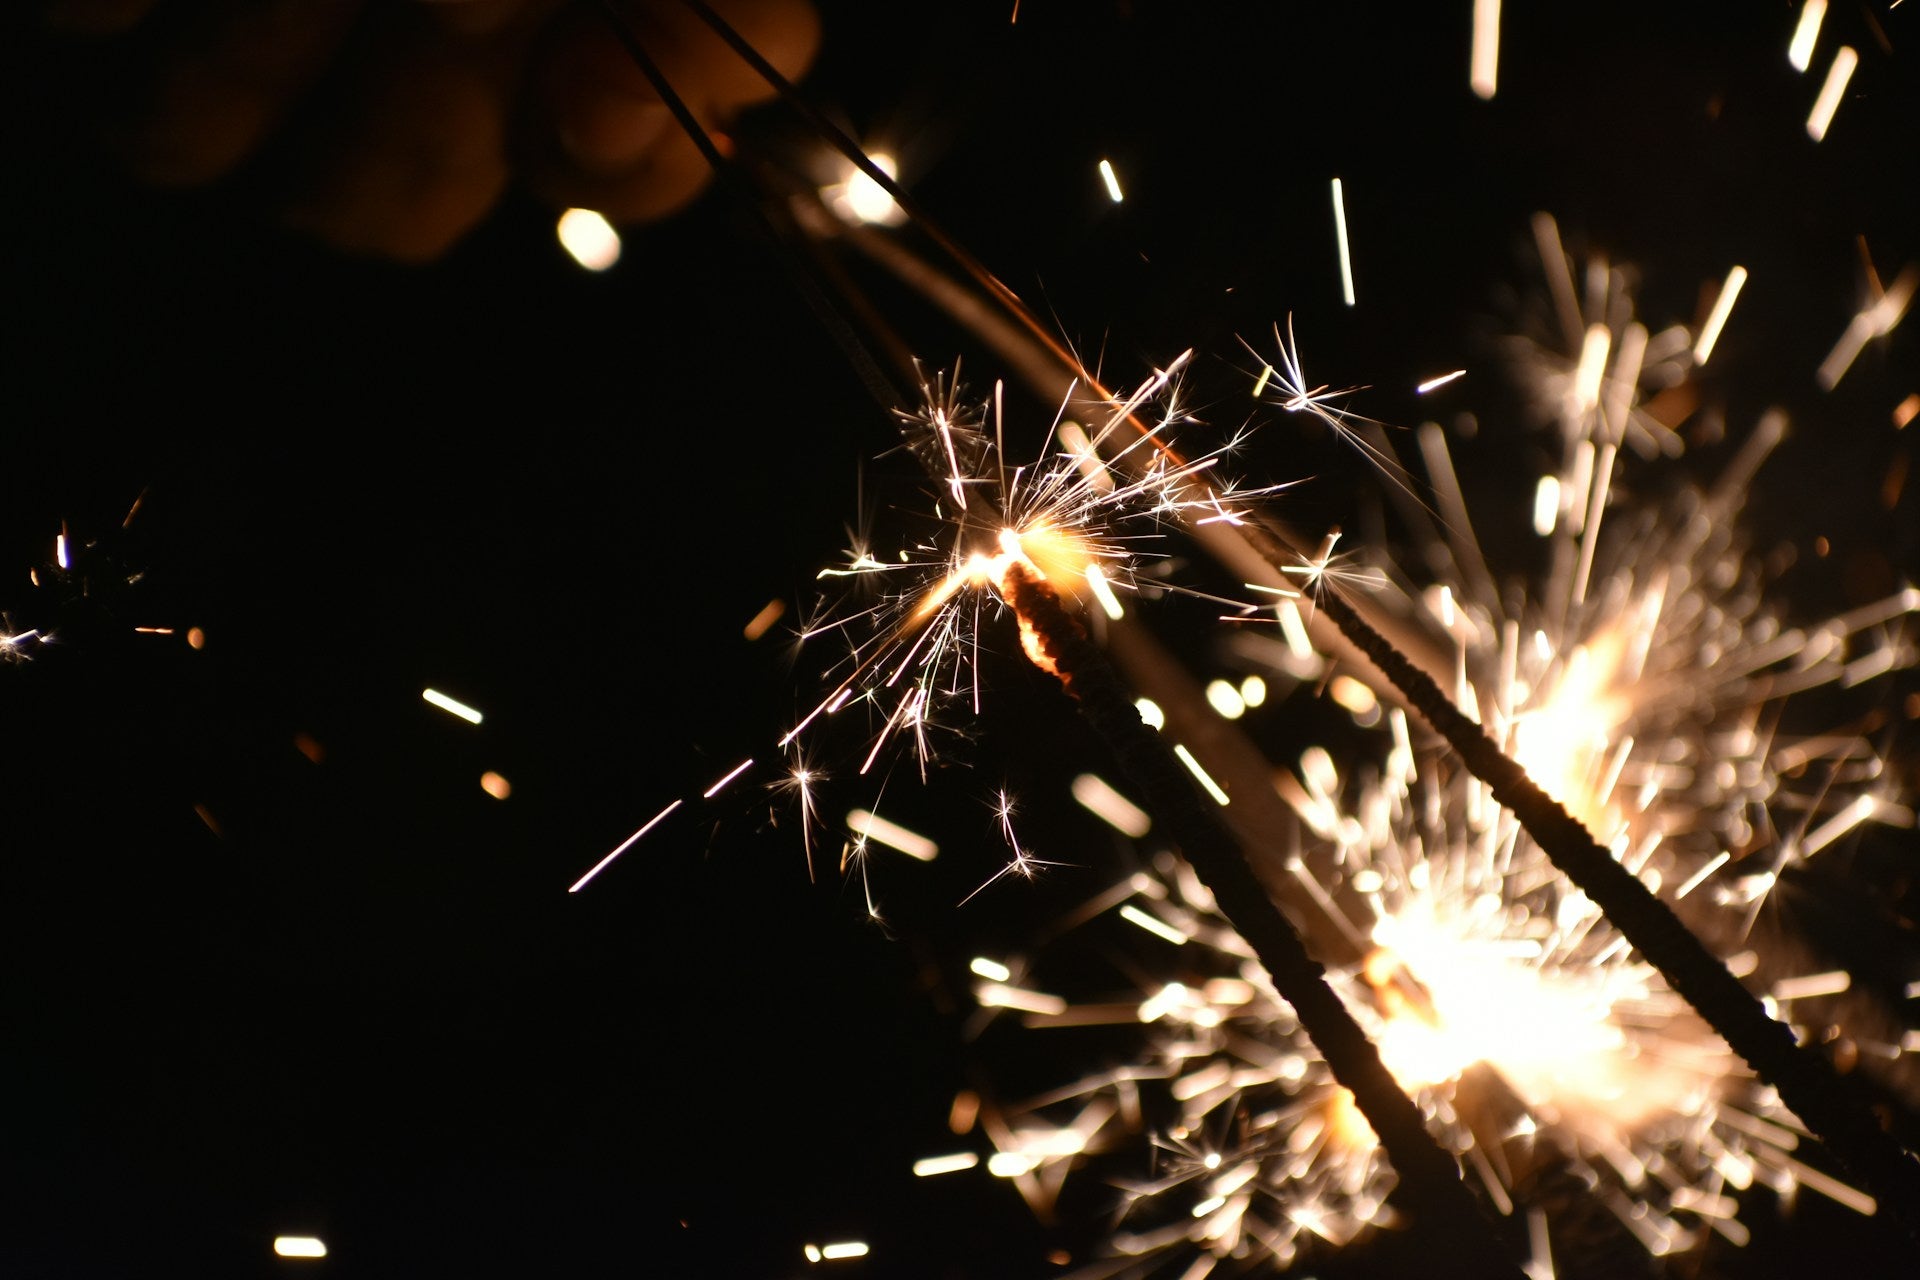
[6,4,1919,1278]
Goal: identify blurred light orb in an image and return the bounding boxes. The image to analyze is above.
[556,208,622,271]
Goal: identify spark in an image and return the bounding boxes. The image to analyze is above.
[1788,0,1827,71]
[1099,158,1125,203]
[569,799,683,893]
[1330,178,1356,306]
[1805,45,1858,142]
[479,771,511,799]
[803,1240,871,1262]
[743,597,786,640]
[1691,264,1748,364]
[1817,262,1917,390]
[1071,772,1152,836]
[846,808,939,860]
[1119,902,1189,946]
[825,151,905,226]
[1470,0,1501,100]
[1203,679,1247,719]
[421,688,483,725]
[914,1151,981,1176]
[272,1237,327,1259]
[1172,744,1230,805]
[555,208,621,271]
[1416,369,1467,394]
[701,757,755,798]
[970,956,1013,982]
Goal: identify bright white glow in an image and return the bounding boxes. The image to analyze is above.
[1098,158,1125,203]
[1788,1,1827,72]
[913,1151,980,1177]
[273,1237,327,1259]
[1174,744,1231,805]
[569,799,683,892]
[1470,0,1501,99]
[556,208,621,271]
[1071,772,1152,837]
[1693,265,1748,364]
[1135,698,1166,730]
[969,956,1013,982]
[55,532,69,570]
[821,1242,870,1260]
[827,153,904,226]
[1085,565,1125,619]
[1771,970,1852,1000]
[1818,264,1917,390]
[1806,46,1857,142]
[1204,679,1247,720]
[976,982,1067,1015]
[1239,675,1267,707]
[1331,177,1356,306]
[1328,675,1377,716]
[1416,369,1467,394]
[1532,475,1561,536]
[1121,903,1189,946]
[701,757,754,798]
[846,808,939,861]
[422,688,483,725]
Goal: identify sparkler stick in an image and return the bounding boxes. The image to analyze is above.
[998,561,1526,1276]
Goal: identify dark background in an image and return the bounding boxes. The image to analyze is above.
[5,3,1918,1277]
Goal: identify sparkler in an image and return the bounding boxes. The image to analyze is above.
[943,228,1919,1274]
[585,1,1920,1268]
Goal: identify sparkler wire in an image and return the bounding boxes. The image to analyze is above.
[1290,545,1920,1238]
[1001,562,1527,1279]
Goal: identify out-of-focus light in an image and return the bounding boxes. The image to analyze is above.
[1204,678,1247,720]
[1533,475,1561,536]
[422,688,483,725]
[1071,772,1151,837]
[819,1242,869,1261]
[55,532,69,570]
[1788,1,1827,72]
[1098,158,1125,203]
[1120,903,1189,946]
[480,771,511,799]
[293,732,325,764]
[743,597,785,641]
[826,152,905,226]
[273,1236,327,1259]
[186,626,207,649]
[1894,394,1919,429]
[969,956,1012,982]
[1806,46,1857,142]
[1173,744,1230,805]
[556,208,621,271]
[846,808,938,861]
[1134,697,1166,730]
[1329,674,1377,716]
[1692,265,1748,364]
[913,1151,980,1177]
[1238,675,1267,708]
[1330,177,1356,306]
[1470,0,1500,99]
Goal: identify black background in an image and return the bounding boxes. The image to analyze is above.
[5,3,1919,1277]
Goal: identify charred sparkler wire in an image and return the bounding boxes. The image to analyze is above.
[597,0,1920,1257]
